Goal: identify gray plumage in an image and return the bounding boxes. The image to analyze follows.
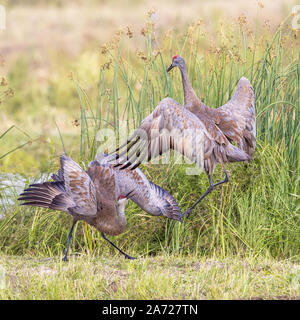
[18,154,182,260]
[109,55,256,216]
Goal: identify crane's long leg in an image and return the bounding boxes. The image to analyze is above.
[101,232,136,260]
[183,168,229,218]
[63,219,77,262]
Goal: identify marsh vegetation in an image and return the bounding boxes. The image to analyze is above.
[0,0,299,299]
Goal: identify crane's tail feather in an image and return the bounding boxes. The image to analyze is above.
[225,144,251,162]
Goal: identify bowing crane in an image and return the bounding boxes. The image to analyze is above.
[109,55,256,216]
[18,154,182,261]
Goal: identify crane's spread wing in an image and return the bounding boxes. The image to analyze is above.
[108,97,209,170]
[217,77,256,157]
[92,153,183,222]
[18,181,75,212]
[87,162,117,204]
[52,155,97,216]
[19,155,97,216]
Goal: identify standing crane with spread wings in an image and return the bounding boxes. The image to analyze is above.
[108,55,256,217]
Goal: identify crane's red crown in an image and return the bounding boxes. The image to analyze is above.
[172,55,179,61]
[118,194,126,200]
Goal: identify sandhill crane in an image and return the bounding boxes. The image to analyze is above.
[167,55,256,158]
[108,55,256,216]
[18,154,182,261]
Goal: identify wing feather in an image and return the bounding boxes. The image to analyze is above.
[109,97,209,170]
[87,163,117,203]
[217,77,256,157]
[59,155,97,216]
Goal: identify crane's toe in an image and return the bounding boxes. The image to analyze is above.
[124,254,137,260]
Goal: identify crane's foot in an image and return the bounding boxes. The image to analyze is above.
[124,254,137,260]
[62,255,68,262]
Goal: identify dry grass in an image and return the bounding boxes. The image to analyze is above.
[0,253,299,299]
[1,0,297,67]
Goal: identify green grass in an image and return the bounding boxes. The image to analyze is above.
[0,253,299,299]
[0,142,298,260]
[0,9,299,300]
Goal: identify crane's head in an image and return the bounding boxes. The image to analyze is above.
[116,190,134,211]
[167,55,185,72]
[117,194,128,205]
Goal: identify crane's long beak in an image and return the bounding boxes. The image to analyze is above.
[125,190,135,198]
[166,63,174,72]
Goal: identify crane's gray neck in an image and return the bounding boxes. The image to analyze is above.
[178,63,202,108]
